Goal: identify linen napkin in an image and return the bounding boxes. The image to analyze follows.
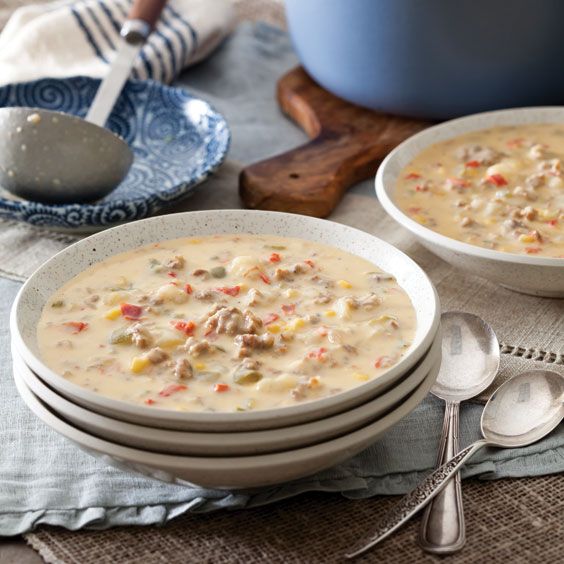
[0,0,236,86]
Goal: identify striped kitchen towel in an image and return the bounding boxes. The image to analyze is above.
[0,0,236,86]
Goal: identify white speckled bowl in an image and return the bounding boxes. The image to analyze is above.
[13,335,440,456]
[376,107,564,298]
[13,361,437,489]
[11,210,440,432]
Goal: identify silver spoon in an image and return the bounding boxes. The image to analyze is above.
[0,0,166,204]
[345,369,564,559]
[419,312,499,554]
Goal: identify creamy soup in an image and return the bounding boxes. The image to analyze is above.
[396,124,564,258]
[37,235,416,413]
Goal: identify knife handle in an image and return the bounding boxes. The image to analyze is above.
[127,0,168,33]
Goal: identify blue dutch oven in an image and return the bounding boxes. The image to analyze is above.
[285,0,564,119]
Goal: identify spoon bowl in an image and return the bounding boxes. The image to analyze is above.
[482,369,564,448]
[0,107,133,204]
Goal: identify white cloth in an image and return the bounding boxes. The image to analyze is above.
[0,0,236,85]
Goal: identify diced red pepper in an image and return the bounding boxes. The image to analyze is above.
[214,383,230,393]
[525,247,542,254]
[171,320,196,336]
[404,172,421,180]
[217,285,240,296]
[167,271,177,278]
[281,304,296,315]
[269,253,281,263]
[184,283,193,294]
[158,384,188,397]
[63,321,88,334]
[120,303,143,319]
[304,259,315,268]
[259,272,271,285]
[264,313,280,325]
[374,356,392,369]
[507,138,524,149]
[449,177,470,188]
[144,398,155,406]
[548,219,558,227]
[465,160,480,168]
[307,347,327,361]
[485,174,508,187]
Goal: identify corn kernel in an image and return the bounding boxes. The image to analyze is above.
[187,238,201,244]
[308,376,321,388]
[519,234,536,244]
[267,324,281,334]
[285,288,299,298]
[238,282,248,291]
[195,362,207,371]
[104,307,122,320]
[337,280,352,289]
[130,356,150,373]
[353,373,369,382]
[414,215,427,224]
[289,318,305,330]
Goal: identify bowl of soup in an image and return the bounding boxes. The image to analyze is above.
[11,210,440,432]
[376,107,564,297]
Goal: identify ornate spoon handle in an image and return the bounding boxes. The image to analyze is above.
[344,439,488,560]
[419,400,466,553]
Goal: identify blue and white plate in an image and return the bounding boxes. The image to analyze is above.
[0,77,230,231]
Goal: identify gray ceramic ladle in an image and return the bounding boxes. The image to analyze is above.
[0,0,166,204]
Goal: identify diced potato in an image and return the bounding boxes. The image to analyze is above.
[335,298,353,320]
[130,356,150,373]
[155,284,189,304]
[103,291,131,306]
[156,331,184,349]
[256,373,298,393]
[486,158,521,177]
[549,176,563,188]
[228,256,260,277]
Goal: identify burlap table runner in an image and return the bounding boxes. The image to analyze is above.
[0,0,560,562]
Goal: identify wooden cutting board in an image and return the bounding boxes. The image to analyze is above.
[239,66,433,217]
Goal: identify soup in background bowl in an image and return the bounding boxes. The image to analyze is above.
[376,107,564,298]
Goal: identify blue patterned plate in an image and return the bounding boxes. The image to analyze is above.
[0,77,230,231]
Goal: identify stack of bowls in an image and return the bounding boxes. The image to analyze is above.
[10,211,441,490]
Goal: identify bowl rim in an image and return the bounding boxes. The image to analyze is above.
[11,209,440,427]
[376,106,564,267]
[12,357,437,472]
[12,333,441,451]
